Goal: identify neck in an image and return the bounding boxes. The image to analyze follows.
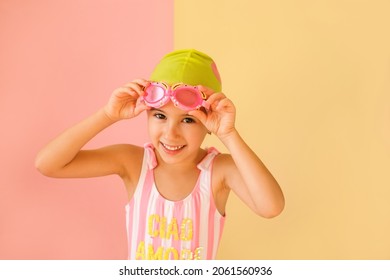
[155,148,207,172]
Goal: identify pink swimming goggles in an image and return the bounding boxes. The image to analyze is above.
[141,82,209,111]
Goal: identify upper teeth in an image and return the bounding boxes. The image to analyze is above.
[162,143,184,151]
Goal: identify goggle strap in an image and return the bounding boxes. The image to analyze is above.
[201,100,210,110]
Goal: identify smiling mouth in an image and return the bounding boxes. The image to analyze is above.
[161,142,185,151]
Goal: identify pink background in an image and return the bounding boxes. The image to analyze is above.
[0,0,173,259]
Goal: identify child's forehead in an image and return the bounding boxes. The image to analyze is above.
[150,103,191,116]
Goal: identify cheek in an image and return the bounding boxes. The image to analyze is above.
[196,124,208,137]
[147,118,160,137]
[184,126,207,143]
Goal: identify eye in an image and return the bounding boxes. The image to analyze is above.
[153,113,166,120]
[183,117,196,124]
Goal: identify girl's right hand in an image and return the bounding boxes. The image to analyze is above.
[104,79,150,122]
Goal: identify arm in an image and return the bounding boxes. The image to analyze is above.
[189,88,284,218]
[35,79,150,179]
[219,130,285,218]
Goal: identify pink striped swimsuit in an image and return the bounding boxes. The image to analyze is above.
[125,143,225,260]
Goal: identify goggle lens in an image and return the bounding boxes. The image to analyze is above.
[174,88,201,108]
[144,85,165,103]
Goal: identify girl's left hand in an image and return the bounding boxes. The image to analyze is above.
[188,86,236,140]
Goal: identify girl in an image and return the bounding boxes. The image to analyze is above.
[35,49,284,260]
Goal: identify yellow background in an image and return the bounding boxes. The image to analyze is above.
[175,0,390,259]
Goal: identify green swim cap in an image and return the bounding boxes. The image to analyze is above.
[150,49,222,92]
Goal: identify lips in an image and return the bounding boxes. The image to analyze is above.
[160,142,185,152]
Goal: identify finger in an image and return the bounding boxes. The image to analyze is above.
[188,109,207,125]
[197,85,215,98]
[132,78,149,85]
[112,87,135,97]
[206,92,227,108]
[123,79,150,96]
[216,97,235,111]
[136,95,151,108]
[122,85,144,97]
[134,102,150,116]
[132,78,150,90]
[207,92,226,102]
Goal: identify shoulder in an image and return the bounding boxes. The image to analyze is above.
[213,152,239,188]
[116,143,144,161]
[103,144,145,200]
[213,152,235,170]
[103,143,144,178]
[212,152,235,185]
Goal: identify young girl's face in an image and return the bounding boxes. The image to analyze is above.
[147,102,208,166]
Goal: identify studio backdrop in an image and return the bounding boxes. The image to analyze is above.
[1,0,390,259]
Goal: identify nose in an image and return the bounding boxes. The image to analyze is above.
[163,120,181,140]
